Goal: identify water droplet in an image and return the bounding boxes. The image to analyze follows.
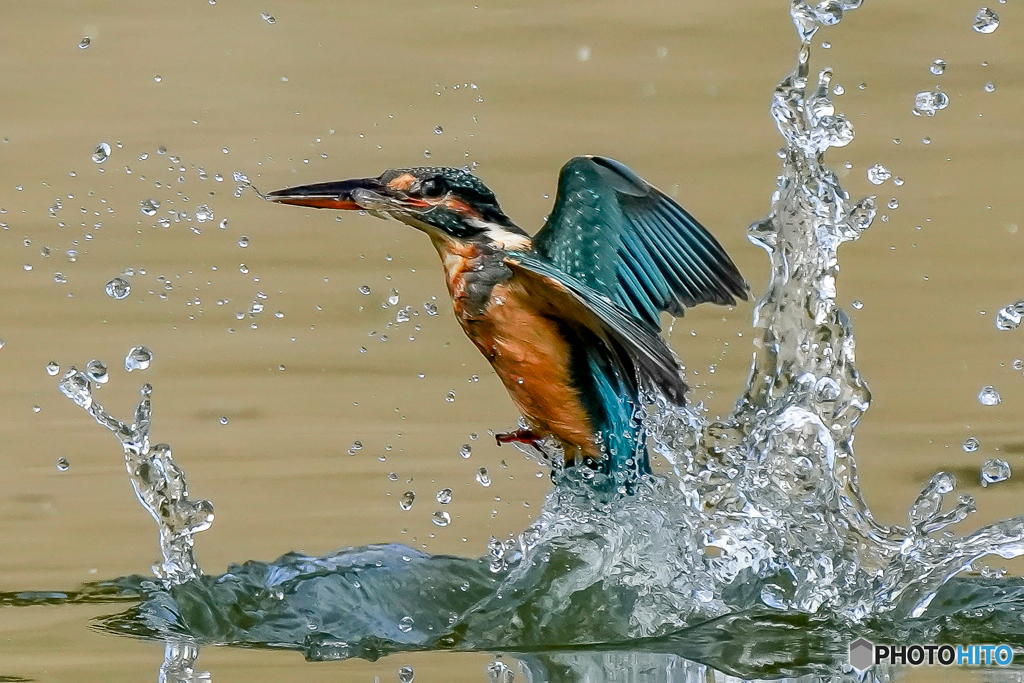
[984,82,996,93]
[446,390,456,403]
[92,142,111,164]
[154,74,162,83]
[398,667,415,683]
[814,377,841,402]
[866,164,891,185]
[978,385,1001,406]
[476,467,491,487]
[31,405,40,413]
[140,199,160,216]
[912,90,949,116]
[44,361,60,376]
[105,277,131,300]
[238,235,249,248]
[423,150,431,158]
[996,301,1024,330]
[262,12,275,23]
[397,616,414,633]
[56,457,70,471]
[577,45,591,61]
[195,205,214,223]
[399,491,415,510]
[347,440,363,456]
[431,510,451,526]
[963,436,980,453]
[23,264,33,272]
[79,37,91,49]
[851,299,864,310]
[930,59,947,75]
[486,660,515,683]
[973,7,999,34]
[423,302,438,316]
[219,416,229,425]
[436,488,453,504]
[887,198,899,209]
[434,125,443,135]
[459,444,472,459]
[85,359,108,384]
[982,459,1010,486]
[125,346,153,372]
[388,289,400,306]
[832,84,845,96]
[1013,359,1024,371]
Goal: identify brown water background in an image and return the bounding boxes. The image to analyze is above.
[1,1,1022,680]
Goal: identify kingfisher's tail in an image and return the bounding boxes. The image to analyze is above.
[582,345,650,486]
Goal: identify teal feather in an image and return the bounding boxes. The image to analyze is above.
[584,346,648,481]
[534,156,749,327]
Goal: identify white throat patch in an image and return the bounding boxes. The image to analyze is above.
[466,217,532,250]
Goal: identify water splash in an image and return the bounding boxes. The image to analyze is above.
[231,171,269,200]
[57,366,213,584]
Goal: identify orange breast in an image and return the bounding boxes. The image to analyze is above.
[463,282,599,459]
[431,237,599,459]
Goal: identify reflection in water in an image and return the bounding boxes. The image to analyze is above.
[8,1,1023,683]
[160,641,209,683]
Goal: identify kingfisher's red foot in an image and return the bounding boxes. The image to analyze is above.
[495,429,542,448]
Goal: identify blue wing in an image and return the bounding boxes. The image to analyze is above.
[504,253,686,406]
[533,156,749,327]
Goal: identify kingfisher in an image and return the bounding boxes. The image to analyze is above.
[268,156,748,485]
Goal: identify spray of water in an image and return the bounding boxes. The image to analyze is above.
[57,370,213,585]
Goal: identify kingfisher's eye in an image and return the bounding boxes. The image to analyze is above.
[419,177,447,198]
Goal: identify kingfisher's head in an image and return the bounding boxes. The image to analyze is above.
[268,166,531,250]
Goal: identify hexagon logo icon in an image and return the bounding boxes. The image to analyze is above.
[849,637,874,672]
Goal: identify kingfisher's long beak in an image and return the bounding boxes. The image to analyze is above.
[267,178,430,213]
[267,178,385,210]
